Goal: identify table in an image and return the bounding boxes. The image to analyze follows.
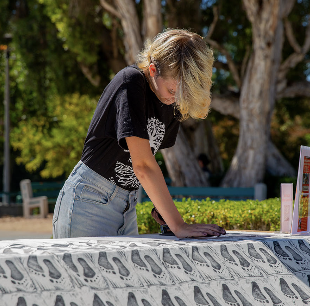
[0,232,309,305]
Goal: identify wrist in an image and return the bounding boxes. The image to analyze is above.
[169,219,186,233]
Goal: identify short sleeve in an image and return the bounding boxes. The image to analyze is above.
[114,68,150,150]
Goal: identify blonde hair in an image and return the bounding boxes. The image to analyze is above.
[136,29,214,120]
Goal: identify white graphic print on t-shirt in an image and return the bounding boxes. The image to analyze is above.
[147,118,165,155]
[111,118,166,189]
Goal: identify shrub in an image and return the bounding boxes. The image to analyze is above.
[136,197,281,234]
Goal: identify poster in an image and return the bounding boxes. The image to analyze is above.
[292,146,310,235]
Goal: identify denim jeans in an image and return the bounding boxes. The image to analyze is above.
[53,161,139,238]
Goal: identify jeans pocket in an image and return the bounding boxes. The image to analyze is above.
[78,184,110,205]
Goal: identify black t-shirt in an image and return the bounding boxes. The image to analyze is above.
[81,65,180,191]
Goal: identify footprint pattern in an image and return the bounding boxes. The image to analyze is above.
[163,248,181,270]
[234,290,253,306]
[194,286,209,305]
[5,260,35,292]
[62,253,108,290]
[220,245,238,266]
[98,251,116,275]
[251,282,269,304]
[131,250,149,272]
[247,243,265,263]
[298,240,310,257]
[191,247,210,267]
[203,252,222,273]
[259,248,280,268]
[291,283,310,304]
[0,236,310,305]
[264,287,284,306]
[273,242,292,261]
[206,292,222,306]
[144,255,165,279]
[222,284,240,306]
[231,250,251,271]
[279,278,298,299]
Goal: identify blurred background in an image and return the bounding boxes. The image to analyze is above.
[0,0,309,208]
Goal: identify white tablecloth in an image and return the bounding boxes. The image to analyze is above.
[0,232,309,305]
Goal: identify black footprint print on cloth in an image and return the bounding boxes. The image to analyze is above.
[6,260,23,281]
[175,254,193,274]
[17,297,27,306]
[0,264,7,279]
[142,299,153,306]
[112,257,131,280]
[234,291,253,306]
[131,250,149,271]
[5,260,30,288]
[247,243,265,262]
[93,293,105,306]
[203,252,222,272]
[106,302,115,306]
[27,255,45,277]
[163,248,181,269]
[98,252,116,274]
[264,287,283,305]
[292,283,310,304]
[54,295,65,306]
[232,250,251,271]
[192,247,209,267]
[144,255,164,278]
[280,278,298,299]
[175,296,187,306]
[259,248,279,267]
[128,292,139,306]
[273,242,291,260]
[298,240,310,256]
[43,259,62,283]
[162,289,176,306]
[285,246,304,264]
[77,258,100,284]
[70,303,78,306]
[251,282,268,303]
[222,284,240,306]
[206,293,222,306]
[221,245,237,265]
[194,286,209,305]
[63,253,79,274]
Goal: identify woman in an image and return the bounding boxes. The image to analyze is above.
[53,29,226,239]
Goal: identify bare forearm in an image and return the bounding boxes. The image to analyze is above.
[134,163,185,232]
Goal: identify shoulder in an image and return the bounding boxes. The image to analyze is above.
[122,65,146,87]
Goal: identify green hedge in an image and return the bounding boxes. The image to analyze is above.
[136,197,281,234]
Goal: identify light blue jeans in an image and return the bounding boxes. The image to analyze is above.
[53,161,139,238]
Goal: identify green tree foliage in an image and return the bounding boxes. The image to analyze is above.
[11,93,97,178]
[0,0,309,185]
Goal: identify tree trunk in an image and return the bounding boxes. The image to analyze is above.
[222,0,295,187]
[182,118,223,174]
[267,140,296,177]
[161,127,209,187]
[114,0,143,64]
[143,0,162,40]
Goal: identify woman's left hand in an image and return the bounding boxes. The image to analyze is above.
[172,222,226,239]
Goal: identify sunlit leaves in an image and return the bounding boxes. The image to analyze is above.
[136,197,281,234]
[11,93,97,178]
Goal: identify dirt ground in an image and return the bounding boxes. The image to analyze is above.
[0,214,53,233]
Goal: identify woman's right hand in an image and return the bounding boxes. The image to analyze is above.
[173,222,226,239]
